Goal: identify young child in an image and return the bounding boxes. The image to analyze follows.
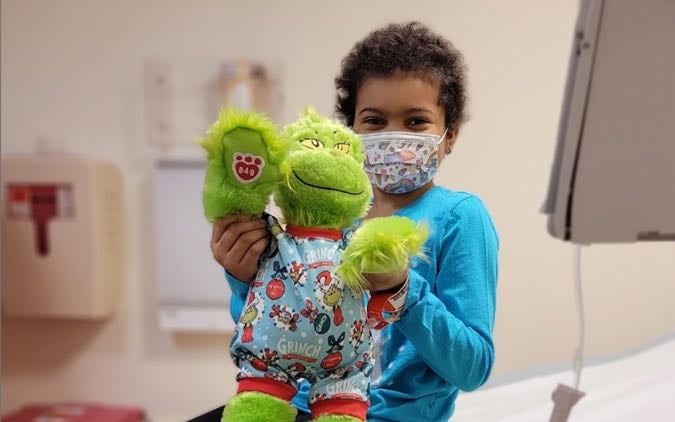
[211,22,498,422]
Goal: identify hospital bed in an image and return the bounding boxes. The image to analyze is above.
[453,337,675,421]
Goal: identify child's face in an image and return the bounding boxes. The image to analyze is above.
[353,72,458,160]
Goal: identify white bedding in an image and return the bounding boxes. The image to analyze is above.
[453,338,675,421]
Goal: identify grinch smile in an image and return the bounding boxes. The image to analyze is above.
[292,170,364,196]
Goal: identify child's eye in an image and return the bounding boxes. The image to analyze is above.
[334,143,351,154]
[363,117,385,126]
[406,118,430,127]
[301,138,324,149]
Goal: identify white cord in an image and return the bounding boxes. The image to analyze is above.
[573,244,586,390]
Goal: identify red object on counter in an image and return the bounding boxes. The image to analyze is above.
[2,403,145,422]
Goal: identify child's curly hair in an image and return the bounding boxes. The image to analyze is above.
[335,22,468,131]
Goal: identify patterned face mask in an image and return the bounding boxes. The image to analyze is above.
[360,129,447,194]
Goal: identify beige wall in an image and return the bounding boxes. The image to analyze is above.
[2,0,674,419]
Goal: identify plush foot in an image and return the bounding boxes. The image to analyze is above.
[313,415,362,422]
[221,391,297,422]
[337,216,429,292]
[201,109,289,219]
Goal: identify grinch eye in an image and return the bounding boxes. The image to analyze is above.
[301,138,323,149]
[334,143,351,154]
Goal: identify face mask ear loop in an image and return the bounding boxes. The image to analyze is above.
[436,127,450,145]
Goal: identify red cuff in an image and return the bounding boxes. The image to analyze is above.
[311,398,368,421]
[367,275,409,330]
[237,377,297,401]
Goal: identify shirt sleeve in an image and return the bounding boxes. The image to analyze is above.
[225,271,250,323]
[395,196,499,391]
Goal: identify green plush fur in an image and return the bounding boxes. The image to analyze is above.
[337,217,429,292]
[201,107,371,228]
[221,391,297,422]
[200,107,429,295]
[201,108,290,219]
[203,108,429,421]
[275,108,371,229]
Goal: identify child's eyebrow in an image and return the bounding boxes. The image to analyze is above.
[405,107,434,115]
[357,107,383,116]
[357,106,435,116]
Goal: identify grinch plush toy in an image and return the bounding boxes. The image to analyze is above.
[201,108,428,422]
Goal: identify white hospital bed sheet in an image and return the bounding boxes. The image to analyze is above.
[453,338,675,421]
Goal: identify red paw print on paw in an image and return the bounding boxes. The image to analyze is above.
[233,153,265,183]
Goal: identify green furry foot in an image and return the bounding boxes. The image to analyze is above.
[201,109,290,220]
[221,391,297,422]
[337,216,429,292]
[313,415,362,422]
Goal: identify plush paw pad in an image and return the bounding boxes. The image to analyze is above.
[233,153,266,183]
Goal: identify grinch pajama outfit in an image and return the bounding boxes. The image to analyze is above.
[230,215,374,418]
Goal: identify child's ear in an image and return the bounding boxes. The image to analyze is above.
[444,128,460,154]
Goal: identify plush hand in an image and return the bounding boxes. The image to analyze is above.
[201,109,290,220]
[337,216,429,293]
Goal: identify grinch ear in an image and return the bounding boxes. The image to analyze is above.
[300,106,323,124]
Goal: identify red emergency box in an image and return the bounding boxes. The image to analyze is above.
[2,403,145,422]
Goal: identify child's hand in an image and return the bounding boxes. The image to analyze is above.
[364,270,408,292]
[211,215,270,282]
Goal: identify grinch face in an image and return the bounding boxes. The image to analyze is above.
[241,305,258,324]
[324,284,343,307]
[275,111,372,229]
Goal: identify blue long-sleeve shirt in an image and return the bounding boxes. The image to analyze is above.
[226,186,499,421]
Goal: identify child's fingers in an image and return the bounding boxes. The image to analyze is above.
[239,236,271,274]
[228,228,270,263]
[215,218,267,252]
[364,270,408,292]
[211,214,264,244]
[211,215,245,244]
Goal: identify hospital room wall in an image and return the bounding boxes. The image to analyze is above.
[2,0,674,419]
